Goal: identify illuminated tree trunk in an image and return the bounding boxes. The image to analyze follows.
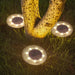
[21,0,67,38]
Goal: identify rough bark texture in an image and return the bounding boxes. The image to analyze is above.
[21,0,67,38]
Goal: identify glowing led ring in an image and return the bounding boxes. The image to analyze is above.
[22,45,47,65]
[51,21,73,37]
[6,14,24,28]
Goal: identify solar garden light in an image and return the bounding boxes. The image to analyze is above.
[6,14,24,28]
[22,45,47,65]
[51,21,73,37]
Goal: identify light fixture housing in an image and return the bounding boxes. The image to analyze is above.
[22,45,47,65]
[51,21,73,37]
[6,14,24,28]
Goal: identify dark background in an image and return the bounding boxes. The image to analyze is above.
[0,0,75,75]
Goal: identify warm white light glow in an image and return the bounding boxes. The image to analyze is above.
[67,25,70,28]
[66,32,69,34]
[29,48,32,51]
[55,31,59,33]
[21,17,24,19]
[12,16,15,18]
[20,23,24,25]
[57,24,60,26]
[17,15,21,17]
[62,23,65,25]
[26,52,29,55]
[35,47,39,50]
[51,21,73,37]
[33,60,37,63]
[16,24,19,26]
[11,22,14,25]
[39,59,42,61]
[69,29,71,31]
[6,14,24,28]
[42,54,45,58]
[40,50,43,53]
[60,33,64,35]
[54,27,57,29]
[22,45,47,65]
[9,19,12,22]
[28,57,31,60]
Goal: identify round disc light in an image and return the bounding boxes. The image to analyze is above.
[22,45,47,65]
[51,21,73,37]
[6,14,24,28]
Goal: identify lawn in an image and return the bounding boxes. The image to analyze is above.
[0,0,75,75]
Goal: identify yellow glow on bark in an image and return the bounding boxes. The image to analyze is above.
[21,0,67,38]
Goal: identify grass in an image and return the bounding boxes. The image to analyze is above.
[0,0,75,75]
